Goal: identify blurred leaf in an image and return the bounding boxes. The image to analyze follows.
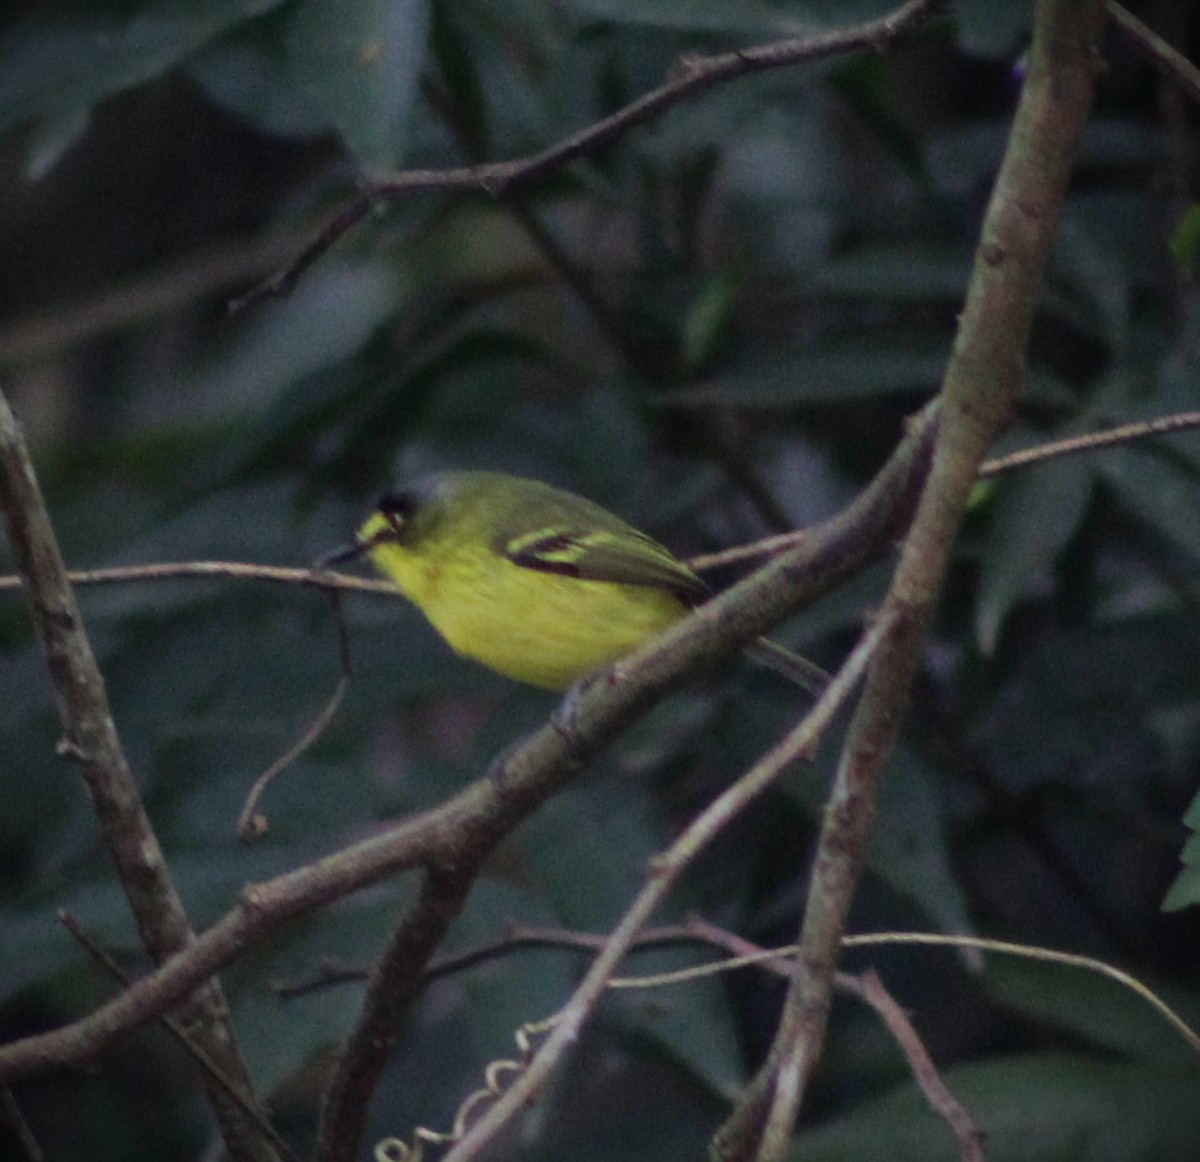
[584,0,907,32]
[0,836,314,1005]
[444,878,578,1064]
[23,104,91,181]
[284,0,431,168]
[975,455,1092,655]
[924,120,1013,195]
[0,0,288,156]
[813,244,972,301]
[979,615,1200,791]
[793,1052,1200,1161]
[518,780,744,1096]
[1053,210,1130,351]
[681,276,736,373]
[179,259,403,426]
[189,24,332,139]
[1163,789,1200,912]
[1099,447,1200,567]
[661,337,946,406]
[866,747,973,940]
[429,0,489,158]
[1162,848,1200,913]
[518,781,664,930]
[1168,204,1200,282]
[568,0,809,34]
[953,0,1033,58]
[230,888,414,1091]
[984,955,1200,1063]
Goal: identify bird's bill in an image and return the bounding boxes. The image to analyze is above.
[314,539,368,569]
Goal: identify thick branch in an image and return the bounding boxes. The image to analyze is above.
[316,865,481,1162]
[0,392,279,1162]
[234,0,944,309]
[439,613,893,1162]
[713,2,1112,1159]
[0,402,936,1086]
[1107,1,1200,106]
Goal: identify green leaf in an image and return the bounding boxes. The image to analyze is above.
[188,25,331,139]
[681,276,737,373]
[661,337,947,406]
[975,456,1092,655]
[793,1052,1200,1162]
[0,0,288,154]
[814,244,973,301]
[953,0,1033,58]
[866,747,973,939]
[1163,787,1200,911]
[1099,447,1200,566]
[1053,210,1131,350]
[1163,858,1200,913]
[230,891,413,1091]
[984,955,1200,1063]
[284,0,431,168]
[517,781,744,1096]
[441,878,578,1063]
[1168,204,1200,281]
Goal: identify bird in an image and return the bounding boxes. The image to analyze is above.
[321,470,827,695]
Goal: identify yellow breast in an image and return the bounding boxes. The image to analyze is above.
[367,538,687,690]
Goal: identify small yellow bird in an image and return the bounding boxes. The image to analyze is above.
[322,471,825,694]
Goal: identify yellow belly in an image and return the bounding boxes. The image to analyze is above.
[369,540,687,690]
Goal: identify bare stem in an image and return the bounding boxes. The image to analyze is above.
[0,391,279,1162]
[713,2,1112,1158]
[234,0,944,309]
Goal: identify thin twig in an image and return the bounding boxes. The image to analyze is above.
[978,410,1200,477]
[58,913,300,1162]
[236,590,352,841]
[0,1086,44,1162]
[843,932,1200,1054]
[272,923,705,998]
[716,5,1112,1158]
[233,0,944,310]
[6,407,1191,605]
[845,970,986,1162]
[0,391,279,1162]
[0,399,936,1089]
[439,611,892,1162]
[686,409,1200,572]
[0,560,397,596]
[1107,1,1200,106]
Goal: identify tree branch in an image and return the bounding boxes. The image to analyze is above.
[0,391,280,1162]
[1107,1,1200,106]
[438,611,892,1162]
[315,863,481,1162]
[714,2,1112,1158]
[0,401,936,1088]
[232,0,945,311]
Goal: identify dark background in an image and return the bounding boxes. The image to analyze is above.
[3,1,1200,1159]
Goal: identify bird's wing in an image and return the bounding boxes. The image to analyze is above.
[501,525,708,605]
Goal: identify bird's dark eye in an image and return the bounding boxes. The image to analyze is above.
[377,490,417,533]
